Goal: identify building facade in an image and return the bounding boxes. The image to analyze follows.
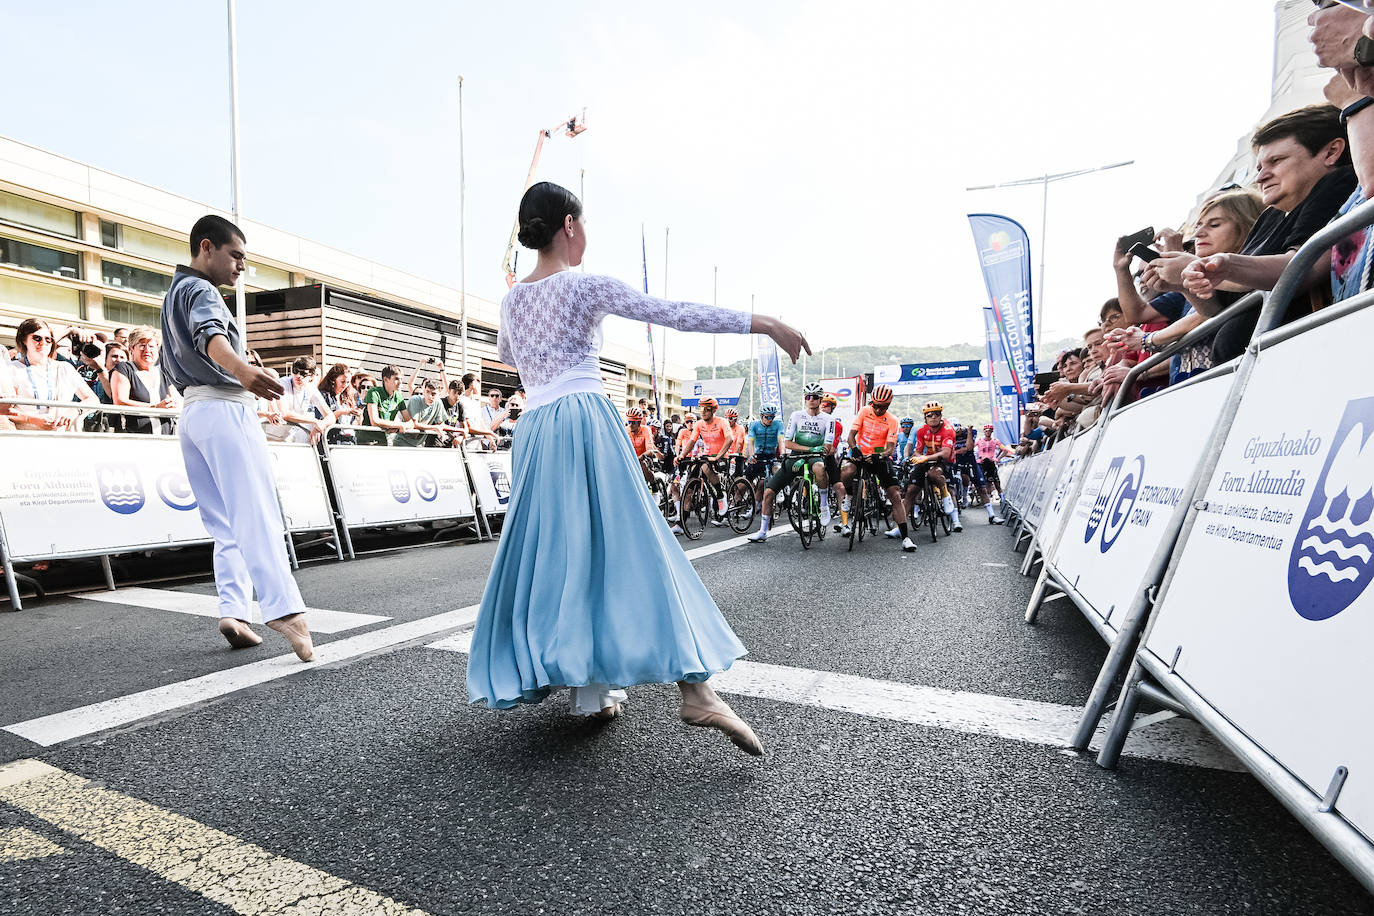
[0,135,691,414]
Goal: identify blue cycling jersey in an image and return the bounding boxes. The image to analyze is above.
[747,418,782,455]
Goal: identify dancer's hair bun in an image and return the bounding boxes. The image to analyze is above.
[517,216,554,250]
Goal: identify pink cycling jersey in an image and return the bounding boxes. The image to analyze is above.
[975,437,1004,462]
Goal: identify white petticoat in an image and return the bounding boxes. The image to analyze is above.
[567,684,629,716]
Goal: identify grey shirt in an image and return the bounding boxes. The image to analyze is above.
[159,266,242,392]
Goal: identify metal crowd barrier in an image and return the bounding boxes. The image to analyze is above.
[993,196,1374,893]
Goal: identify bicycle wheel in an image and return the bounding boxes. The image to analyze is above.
[786,480,806,538]
[726,478,755,533]
[923,483,939,543]
[651,476,671,520]
[939,499,952,536]
[794,482,815,549]
[680,478,707,541]
[848,477,863,551]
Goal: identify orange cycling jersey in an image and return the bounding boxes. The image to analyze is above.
[727,421,746,455]
[626,423,655,457]
[686,416,732,456]
[851,406,898,457]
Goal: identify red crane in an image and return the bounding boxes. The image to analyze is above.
[502,110,587,287]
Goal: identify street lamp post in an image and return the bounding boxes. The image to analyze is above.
[966,160,1133,363]
[458,75,467,373]
[226,0,246,355]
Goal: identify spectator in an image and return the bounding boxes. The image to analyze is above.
[406,358,447,398]
[0,355,16,430]
[401,379,456,446]
[1181,104,1356,362]
[363,365,414,441]
[8,318,100,430]
[482,387,512,437]
[274,356,331,444]
[458,372,497,448]
[246,348,286,433]
[319,362,363,442]
[112,327,129,348]
[110,326,180,435]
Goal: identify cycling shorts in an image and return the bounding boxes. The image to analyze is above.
[766,454,825,493]
[980,458,1001,485]
[823,454,841,485]
[847,454,899,490]
[744,453,777,482]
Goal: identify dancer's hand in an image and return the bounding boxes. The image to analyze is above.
[752,315,812,363]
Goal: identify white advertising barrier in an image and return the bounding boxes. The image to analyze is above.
[266,442,334,533]
[1143,312,1374,845]
[0,432,210,560]
[465,450,513,516]
[1034,426,1099,549]
[1047,372,1231,637]
[327,446,474,527]
[1025,441,1072,529]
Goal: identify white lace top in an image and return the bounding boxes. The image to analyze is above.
[499,271,753,410]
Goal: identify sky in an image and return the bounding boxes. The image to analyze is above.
[3,1,1286,373]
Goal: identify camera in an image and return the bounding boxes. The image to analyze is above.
[425,357,437,364]
[507,406,522,420]
[82,342,103,359]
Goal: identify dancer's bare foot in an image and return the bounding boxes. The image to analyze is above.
[266,613,314,662]
[592,702,624,721]
[218,617,262,650]
[678,681,763,756]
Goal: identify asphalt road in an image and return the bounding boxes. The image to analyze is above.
[0,512,1369,915]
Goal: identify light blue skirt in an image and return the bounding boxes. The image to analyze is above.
[466,392,747,710]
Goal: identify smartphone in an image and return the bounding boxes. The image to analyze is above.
[1128,242,1161,263]
[1117,226,1154,252]
[1033,371,1061,392]
[1358,36,1374,67]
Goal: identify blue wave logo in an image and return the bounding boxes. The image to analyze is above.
[415,471,438,502]
[491,466,511,506]
[97,463,144,515]
[1053,458,1079,514]
[155,472,197,511]
[1083,455,1143,553]
[1288,398,1374,621]
[389,470,411,504]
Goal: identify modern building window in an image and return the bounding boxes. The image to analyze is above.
[102,296,162,327]
[101,260,171,297]
[246,262,290,290]
[0,236,80,279]
[120,225,186,264]
[0,275,81,319]
[100,219,119,248]
[0,190,78,237]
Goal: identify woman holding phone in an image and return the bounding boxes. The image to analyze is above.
[466,182,808,756]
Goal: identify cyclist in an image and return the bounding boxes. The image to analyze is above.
[724,407,747,477]
[976,423,1013,522]
[678,397,734,526]
[905,400,962,532]
[747,382,838,543]
[895,416,917,465]
[841,385,917,552]
[667,413,697,529]
[624,407,660,486]
[818,394,851,532]
[744,404,782,513]
[951,420,983,506]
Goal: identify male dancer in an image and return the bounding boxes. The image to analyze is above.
[159,215,313,660]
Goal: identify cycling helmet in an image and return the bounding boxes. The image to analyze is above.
[923,400,943,414]
[626,407,645,420]
[761,404,778,416]
[698,397,718,409]
[802,382,824,398]
[725,408,739,419]
[983,424,995,431]
[899,417,915,427]
[870,385,894,405]
[820,394,838,408]
[648,417,662,428]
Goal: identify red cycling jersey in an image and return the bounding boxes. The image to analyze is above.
[914,420,956,461]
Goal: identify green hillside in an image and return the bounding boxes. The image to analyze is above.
[692,339,1079,427]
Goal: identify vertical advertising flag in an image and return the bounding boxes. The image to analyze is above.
[968,214,1035,403]
[640,225,662,418]
[983,305,1022,447]
[756,336,783,415]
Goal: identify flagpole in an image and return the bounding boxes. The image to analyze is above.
[711,265,717,380]
[748,293,756,417]
[226,0,246,355]
[641,225,662,419]
[457,75,468,373]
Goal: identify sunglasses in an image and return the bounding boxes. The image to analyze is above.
[804,394,820,401]
[30,334,54,344]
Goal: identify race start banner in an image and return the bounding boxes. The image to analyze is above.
[873,360,989,395]
[984,304,1022,447]
[968,213,1035,403]
[681,377,745,407]
[756,336,783,415]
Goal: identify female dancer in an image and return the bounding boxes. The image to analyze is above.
[466,182,808,756]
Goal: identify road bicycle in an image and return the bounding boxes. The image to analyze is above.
[678,457,755,540]
[782,453,827,549]
[843,456,889,551]
[906,459,951,543]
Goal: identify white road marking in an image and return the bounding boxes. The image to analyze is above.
[75,586,390,633]
[424,634,1241,772]
[682,525,793,560]
[0,826,66,862]
[4,605,480,747]
[0,759,428,914]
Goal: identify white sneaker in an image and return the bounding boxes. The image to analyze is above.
[941,495,956,516]
[711,518,726,527]
[840,524,852,537]
[747,529,768,543]
[885,526,902,539]
[901,536,916,552]
[671,524,684,535]
[989,514,1004,525]
[819,508,833,528]
[951,512,963,533]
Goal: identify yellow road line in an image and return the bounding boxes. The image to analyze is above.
[0,826,65,862]
[0,760,429,915]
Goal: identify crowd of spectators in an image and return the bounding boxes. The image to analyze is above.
[0,317,523,450]
[1017,3,1374,456]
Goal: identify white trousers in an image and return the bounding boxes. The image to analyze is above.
[179,400,306,623]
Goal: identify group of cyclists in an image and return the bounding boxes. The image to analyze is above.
[622,382,1016,551]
